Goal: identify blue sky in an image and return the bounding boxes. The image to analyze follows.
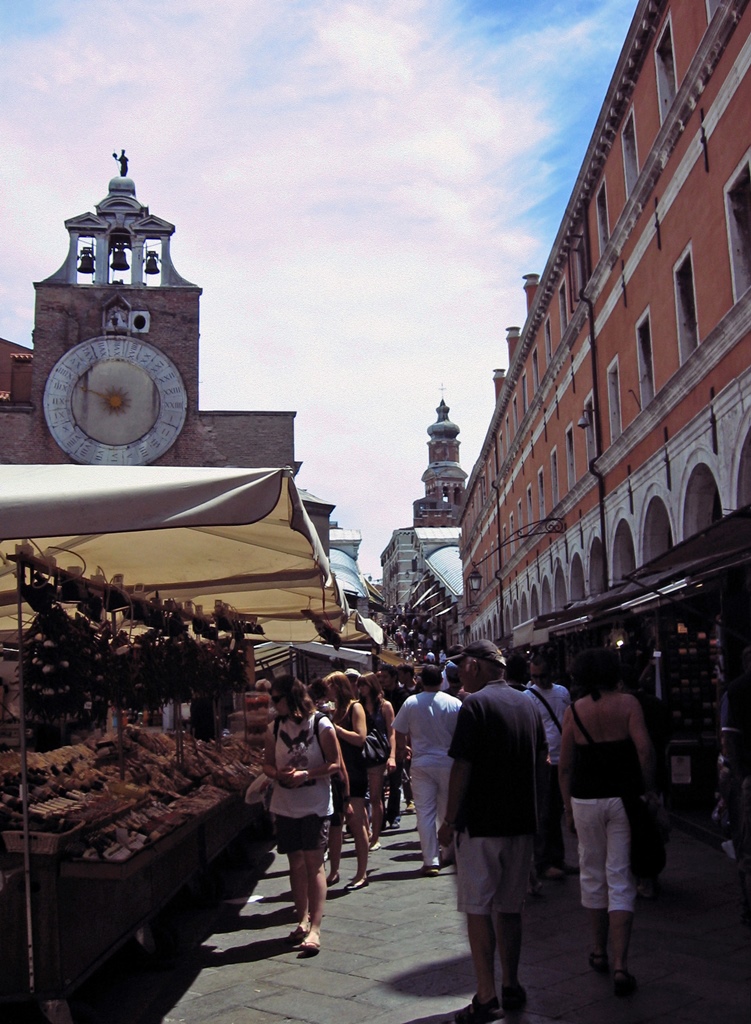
[0,0,637,577]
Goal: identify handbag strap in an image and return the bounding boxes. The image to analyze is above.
[529,688,562,732]
[570,701,596,746]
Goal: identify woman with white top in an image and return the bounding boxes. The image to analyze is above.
[263,674,340,957]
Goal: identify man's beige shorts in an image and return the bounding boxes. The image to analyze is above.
[455,832,534,914]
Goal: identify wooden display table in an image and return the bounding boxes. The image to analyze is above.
[0,793,255,1018]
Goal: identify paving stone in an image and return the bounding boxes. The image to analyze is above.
[22,810,747,1024]
[254,988,375,1024]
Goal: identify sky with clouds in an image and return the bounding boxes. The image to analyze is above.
[0,0,637,579]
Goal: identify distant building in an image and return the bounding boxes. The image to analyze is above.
[381,400,465,650]
[329,527,370,614]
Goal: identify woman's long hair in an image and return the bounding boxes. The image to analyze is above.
[272,674,315,721]
[323,671,355,714]
[357,672,383,712]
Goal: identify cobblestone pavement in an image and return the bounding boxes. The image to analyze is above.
[9,810,751,1023]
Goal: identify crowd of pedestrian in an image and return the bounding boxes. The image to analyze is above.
[260,635,749,1022]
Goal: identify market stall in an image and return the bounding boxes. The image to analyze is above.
[0,464,348,1019]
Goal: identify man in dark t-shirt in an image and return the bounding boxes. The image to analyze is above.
[438,640,548,1021]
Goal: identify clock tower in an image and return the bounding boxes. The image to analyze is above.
[3,157,297,469]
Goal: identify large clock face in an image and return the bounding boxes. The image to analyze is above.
[43,335,187,465]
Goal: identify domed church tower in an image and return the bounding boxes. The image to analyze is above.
[412,398,467,527]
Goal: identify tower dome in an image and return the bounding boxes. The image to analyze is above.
[106,175,137,197]
[427,398,459,440]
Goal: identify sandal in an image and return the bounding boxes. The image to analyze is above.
[297,938,320,958]
[613,969,637,996]
[589,951,610,974]
[284,924,309,945]
[501,984,527,1010]
[454,994,501,1024]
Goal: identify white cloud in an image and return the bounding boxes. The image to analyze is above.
[0,0,635,577]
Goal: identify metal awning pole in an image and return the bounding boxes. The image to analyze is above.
[16,557,36,994]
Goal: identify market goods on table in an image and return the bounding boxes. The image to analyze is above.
[0,727,265,862]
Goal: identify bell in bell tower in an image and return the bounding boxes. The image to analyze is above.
[412,397,467,527]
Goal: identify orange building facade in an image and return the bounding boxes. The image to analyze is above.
[461,0,751,723]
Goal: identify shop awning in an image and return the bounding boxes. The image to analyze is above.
[0,464,347,643]
[512,619,550,647]
[338,611,384,645]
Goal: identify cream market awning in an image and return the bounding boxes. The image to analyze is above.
[0,464,347,643]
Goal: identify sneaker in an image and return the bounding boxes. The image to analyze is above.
[421,865,440,877]
[404,802,416,813]
[369,840,381,851]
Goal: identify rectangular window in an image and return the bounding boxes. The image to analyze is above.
[636,311,655,407]
[544,318,552,364]
[558,280,568,332]
[521,372,528,415]
[573,237,587,296]
[505,414,510,443]
[622,110,639,197]
[655,21,677,123]
[596,181,610,257]
[517,498,523,533]
[565,425,576,489]
[498,431,504,461]
[509,512,515,553]
[550,448,559,508]
[726,159,751,301]
[607,358,622,443]
[526,484,533,525]
[537,468,546,520]
[532,348,540,390]
[584,396,596,465]
[674,248,699,362]
[512,397,519,432]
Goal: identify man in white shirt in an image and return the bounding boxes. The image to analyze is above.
[393,664,462,875]
[524,654,574,880]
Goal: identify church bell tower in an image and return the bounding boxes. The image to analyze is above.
[412,398,467,527]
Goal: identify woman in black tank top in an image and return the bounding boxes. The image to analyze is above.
[559,648,656,998]
[324,672,370,889]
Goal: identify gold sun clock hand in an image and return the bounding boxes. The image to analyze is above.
[77,383,130,413]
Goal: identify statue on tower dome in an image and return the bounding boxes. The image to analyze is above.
[112,149,128,176]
